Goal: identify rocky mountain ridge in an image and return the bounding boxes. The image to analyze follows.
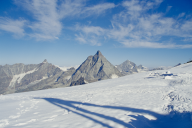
[116,60,148,75]
[0,59,75,95]
[0,51,147,95]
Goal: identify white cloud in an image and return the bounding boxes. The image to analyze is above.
[58,1,115,18]
[166,6,172,13]
[83,3,115,16]
[121,40,174,48]
[178,13,185,18]
[121,40,192,48]
[7,0,115,40]
[1,0,191,48]
[181,20,192,32]
[14,0,62,40]
[82,26,106,36]
[74,0,192,48]
[75,34,102,46]
[0,17,26,37]
[75,33,87,44]
[75,25,105,46]
[107,0,192,48]
[57,0,85,18]
[121,0,162,19]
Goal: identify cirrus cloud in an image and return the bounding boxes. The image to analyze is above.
[75,0,192,48]
[0,0,115,40]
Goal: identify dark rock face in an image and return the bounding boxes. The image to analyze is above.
[55,67,76,85]
[70,51,123,85]
[70,77,86,86]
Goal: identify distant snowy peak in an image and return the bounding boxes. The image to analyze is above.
[116,60,148,75]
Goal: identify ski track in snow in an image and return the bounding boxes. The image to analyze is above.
[0,63,192,127]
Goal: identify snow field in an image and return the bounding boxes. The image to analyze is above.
[0,63,192,128]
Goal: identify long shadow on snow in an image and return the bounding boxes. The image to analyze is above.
[38,98,192,128]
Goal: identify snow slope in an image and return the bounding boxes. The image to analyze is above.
[0,63,192,128]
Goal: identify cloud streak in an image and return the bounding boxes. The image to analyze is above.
[75,25,105,46]
[21,0,62,40]
[75,0,192,48]
[0,17,26,37]
[0,0,191,48]
[0,0,115,40]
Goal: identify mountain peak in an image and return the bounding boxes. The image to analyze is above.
[125,60,130,63]
[71,50,123,84]
[95,50,103,57]
[42,59,48,63]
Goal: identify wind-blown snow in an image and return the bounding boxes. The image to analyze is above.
[9,68,38,87]
[1,63,192,128]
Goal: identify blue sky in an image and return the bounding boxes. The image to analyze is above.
[0,0,192,68]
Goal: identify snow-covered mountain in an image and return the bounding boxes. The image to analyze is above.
[0,63,37,94]
[69,50,123,85]
[0,51,123,94]
[0,62,191,128]
[0,60,76,95]
[116,60,148,75]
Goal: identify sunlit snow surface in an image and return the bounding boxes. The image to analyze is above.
[1,63,192,128]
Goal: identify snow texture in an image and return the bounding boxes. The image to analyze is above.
[0,63,192,128]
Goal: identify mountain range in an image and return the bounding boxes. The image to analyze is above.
[0,51,147,95]
[1,60,191,127]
